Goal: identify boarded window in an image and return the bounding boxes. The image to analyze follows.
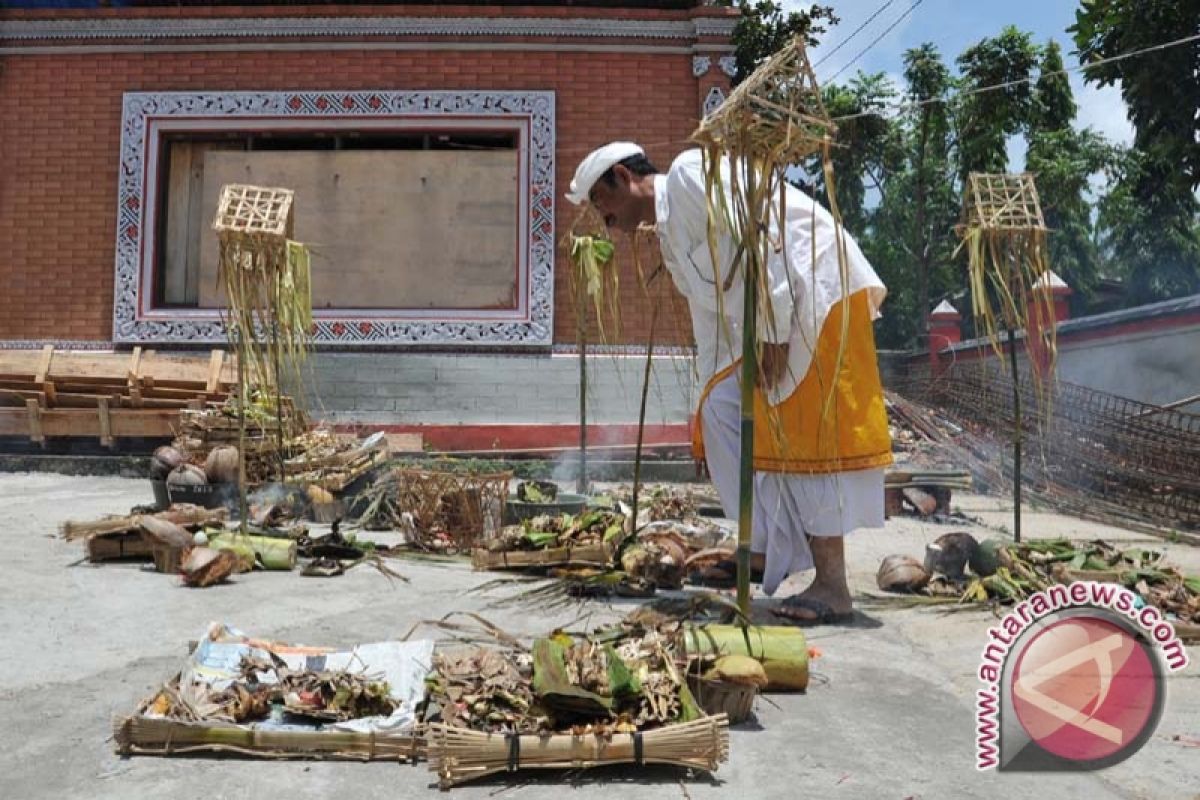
[158,133,520,312]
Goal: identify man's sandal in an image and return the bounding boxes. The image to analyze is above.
[771,596,854,626]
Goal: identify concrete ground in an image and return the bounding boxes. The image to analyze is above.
[0,472,1197,800]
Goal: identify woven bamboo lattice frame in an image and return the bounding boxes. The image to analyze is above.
[213,184,295,243]
[391,468,512,551]
[692,35,835,162]
[963,172,1048,232]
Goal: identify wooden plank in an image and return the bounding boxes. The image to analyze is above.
[0,407,178,438]
[901,487,938,516]
[0,388,45,407]
[25,399,44,444]
[206,350,224,393]
[163,142,192,305]
[0,350,236,387]
[97,397,114,448]
[127,346,143,386]
[34,345,53,383]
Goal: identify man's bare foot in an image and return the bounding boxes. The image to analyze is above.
[774,536,853,623]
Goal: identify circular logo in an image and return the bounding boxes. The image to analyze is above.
[1011,615,1160,764]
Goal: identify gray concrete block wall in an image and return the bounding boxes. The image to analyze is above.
[1056,323,1200,412]
[300,352,700,426]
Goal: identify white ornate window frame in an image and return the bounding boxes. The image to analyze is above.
[113,90,555,346]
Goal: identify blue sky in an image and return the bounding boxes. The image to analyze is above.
[786,0,1135,153]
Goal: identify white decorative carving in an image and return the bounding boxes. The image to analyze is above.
[703,86,726,118]
[113,90,555,346]
[692,55,712,77]
[718,55,738,78]
[693,17,739,38]
[2,16,702,42]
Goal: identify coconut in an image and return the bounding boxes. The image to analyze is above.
[924,531,980,579]
[139,516,194,549]
[306,484,334,505]
[167,463,208,487]
[150,445,185,480]
[970,537,1009,577]
[181,546,237,587]
[204,446,240,485]
[703,655,769,689]
[876,554,931,592]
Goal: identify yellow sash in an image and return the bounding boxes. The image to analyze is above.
[693,289,893,474]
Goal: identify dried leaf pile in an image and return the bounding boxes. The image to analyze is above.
[150,654,395,725]
[883,535,1200,625]
[427,648,542,734]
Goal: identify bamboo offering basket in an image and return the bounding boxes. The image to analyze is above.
[113,713,424,762]
[391,467,511,551]
[426,715,730,789]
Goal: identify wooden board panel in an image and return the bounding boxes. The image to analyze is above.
[196,150,519,310]
[0,350,236,387]
[0,407,179,438]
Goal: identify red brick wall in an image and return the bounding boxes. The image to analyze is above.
[0,5,734,347]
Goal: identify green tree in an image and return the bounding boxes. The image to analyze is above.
[954,26,1039,182]
[867,44,960,347]
[811,72,901,235]
[1072,0,1200,302]
[1025,40,1115,310]
[719,1,838,84]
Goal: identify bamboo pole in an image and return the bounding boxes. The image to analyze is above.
[736,182,760,617]
[1006,324,1022,543]
[236,325,249,535]
[630,288,661,536]
[577,263,588,496]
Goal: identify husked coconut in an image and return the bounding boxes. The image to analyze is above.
[876,554,931,592]
[167,463,208,486]
[204,446,240,484]
[150,445,185,480]
[924,531,979,579]
[139,516,194,549]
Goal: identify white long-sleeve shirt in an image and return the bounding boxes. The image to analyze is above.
[654,149,887,402]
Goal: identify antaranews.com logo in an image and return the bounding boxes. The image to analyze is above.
[976,581,1189,771]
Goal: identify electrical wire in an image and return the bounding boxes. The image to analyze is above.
[812,0,897,69]
[826,0,925,82]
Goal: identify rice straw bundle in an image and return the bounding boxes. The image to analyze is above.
[113,714,423,762]
[426,714,729,788]
[690,36,847,615]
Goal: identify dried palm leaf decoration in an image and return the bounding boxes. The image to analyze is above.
[690,36,848,614]
[213,184,313,526]
[954,171,1055,542]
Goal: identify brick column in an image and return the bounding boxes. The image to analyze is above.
[1027,270,1072,378]
[928,300,962,375]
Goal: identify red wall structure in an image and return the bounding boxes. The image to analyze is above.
[0,2,735,349]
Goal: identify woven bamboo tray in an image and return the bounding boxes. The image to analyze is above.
[426,714,729,788]
[113,715,425,762]
[471,542,615,571]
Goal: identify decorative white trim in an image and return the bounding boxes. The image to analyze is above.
[0,42,701,57]
[692,55,712,77]
[113,90,555,347]
[1,16,726,42]
[693,17,739,38]
[718,55,738,78]
[703,86,726,118]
